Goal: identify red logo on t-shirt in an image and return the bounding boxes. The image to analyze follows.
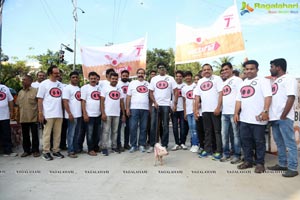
[122,86,128,94]
[109,91,121,100]
[240,86,255,98]
[91,91,100,100]
[178,89,182,97]
[222,85,232,96]
[49,88,62,98]
[200,81,213,91]
[272,83,278,95]
[0,92,6,101]
[75,91,81,101]
[136,85,148,93]
[156,81,168,89]
[186,90,193,100]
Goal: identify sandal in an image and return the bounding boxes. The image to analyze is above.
[237,162,253,169]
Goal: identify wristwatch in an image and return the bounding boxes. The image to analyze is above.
[263,110,268,114]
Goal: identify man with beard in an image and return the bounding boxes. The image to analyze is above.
[117,70,130,151]
[31,71,46,89]
[268,58,298,177]
[37,65,64,161]
[101,72,125,156]
[126,68,150,153]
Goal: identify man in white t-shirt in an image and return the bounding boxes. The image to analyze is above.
[126,68,150,153]
[62,71,82,158]
[194,64,223,160]
[220,62,243,164]
[234,60,272,173]
[182,71,199,153]
[0,84,18,157]
[37,65,64,161]
[101,72,125,156]
[81,71,101,156]
[267,58,298,177]
[31,71,46,89]
[148,62,177,152]
[171,70,188,151]
[117,70,130,151]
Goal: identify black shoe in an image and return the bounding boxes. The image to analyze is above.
[102,149,109,156]
[282,170,299,178]
[112,148,121,154]
[237,162,253,169]
[42,153,53,161]
[21,152,31,157]
[52,152,64,159]
[124,144,131,150]
[254,164,265,173]
[267,164,288,171]
[60,146,68,150]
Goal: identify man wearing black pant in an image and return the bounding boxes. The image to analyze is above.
[16,75,40,157]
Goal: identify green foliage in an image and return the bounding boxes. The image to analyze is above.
[0,61,30,91]
[176,62,202,76]
[146,48,175,77]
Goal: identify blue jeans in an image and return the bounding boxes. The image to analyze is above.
[271,119,298,171]
[187,114,199,146]
[129,109,149,148]
[239,122,266,165]
[221,114,241,158]
[0,119,13,154]
[150,106,170,147]
[171,111,188,145]
[67,117,82,153]
[85,116,101,152]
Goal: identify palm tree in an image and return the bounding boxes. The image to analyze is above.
[212,56,234,75]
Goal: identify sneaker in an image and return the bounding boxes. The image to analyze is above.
[212,153,222,161]
[147,147,154,153]
[198,151,211,158]
[254,164,265,173]
[181,144,188,150]
[171,144,181,151]
[139,146,145,153]
[190,145,199,153]
[230,157,242,164]
[102,149,109,156]
[3,152,18,157]
[68,153,78,158]
[198,147,204,154]
[21,152,31,157]
[42,153,53,161]
[282,169,299,178]
[52,152,64,159]
[129,147,136,153]
[88,151,97,156]
[220,156,231,162]
[267,164,288,171]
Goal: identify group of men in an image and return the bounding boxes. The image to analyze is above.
[0,58,298,178]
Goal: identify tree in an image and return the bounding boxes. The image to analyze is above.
[146,48,175,77]
[175,62,202,76]
[212,56,234,75]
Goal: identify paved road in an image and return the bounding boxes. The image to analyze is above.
[1,128,300,200]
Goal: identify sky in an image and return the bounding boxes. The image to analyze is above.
[2,0,300,77]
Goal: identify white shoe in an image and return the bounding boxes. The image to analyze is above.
[181,144,188,150]
[147,147,154,153]
[189,146,195,152]
[171,144,181,151]
[191,145,199,153]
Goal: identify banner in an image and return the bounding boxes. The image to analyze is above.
[80,37,147,79]
[175,5,245,64]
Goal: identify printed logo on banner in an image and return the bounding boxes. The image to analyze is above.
[240,2,254,15]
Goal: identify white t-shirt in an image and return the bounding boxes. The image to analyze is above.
[182,83,196,115]
[236,76,272,125]
[0,84,14,120]
[149,75,177,106]
[222,76,243,114]
[62,84,82,118]
[117,80,129,109]
[99,80,110,89]
[101,85,124,116]
[36,79,63,119]
[31,81,41,89]
[81,84,101,117]
[127,80,149,110]
[173,83,186,111]
[194,75,223,112]
[269,74,297,121]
